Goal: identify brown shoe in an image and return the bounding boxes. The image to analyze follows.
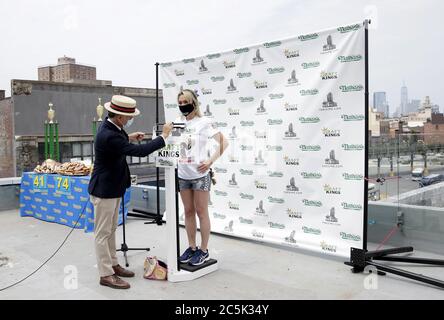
[100,275,130,289]
[112,264,135,278]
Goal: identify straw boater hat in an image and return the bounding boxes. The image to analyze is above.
[104,95,140,116]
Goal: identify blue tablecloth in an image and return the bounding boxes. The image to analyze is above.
[19,172,130,233]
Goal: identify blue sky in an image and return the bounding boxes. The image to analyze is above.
[0,0,442,114]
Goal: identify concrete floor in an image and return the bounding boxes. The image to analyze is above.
[0,209,443,300]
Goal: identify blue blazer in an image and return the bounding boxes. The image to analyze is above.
[88,118,165,198]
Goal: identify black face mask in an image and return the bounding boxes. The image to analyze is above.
[179,103,194,116]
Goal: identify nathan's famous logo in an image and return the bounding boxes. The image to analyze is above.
[267,67,285,74]
[321,71,338,80]
[228,201,240,210]
[160,62,172,67]
[340,84,364,92]
[186,79,199,85]
[165,103,178,109]
[158,144,179,158]
[228,108,240,116]
[268,222,285,229]
[223,60,236,68]
[300,144,321,152]
[214,190,228,196]
[213,99,227,105]
[182,58,195,63]
[213,212,226,219]
[340,232,361,241]
[240,169,254,175]
[239,96,254,103]
[341,114,365,121]
[233,47,249,54]
[163,82,176,88]
[266,145,283,151]
[301,172,322,179]
[206,53,221,59]
[284,156,299,166]
[322,127,341,137]
[342,143,364,151]
[240,121,254,127]
[239,217,253,224]
[211,76,225,82]
[269,93,284,99]
[324,184,341,195]
[302,226,321,235]
[229,155,239,163]
[337,23,361,33]
[267,119,283,125]
[342,173,364,181]
[268,196,285,204]
[341,202,363,211]
[237,72,252,78]
[338,55,363,63]
[255,131,267,139]
[300,89,319,96]
[254,80,268,89]
[301,61,320,69]
[299,116,320,123]
[284,48,300,58]
[287,208,302,219]
[254,180,267,190]
[240,145,253,151]
[298,33,319,41]
[174,69,184,76]
[320,241,337,253]
[302,199,322,207]
[201,87,212,95]
[268,171,283,177]
[263,41,282,48]
[240,193,254,200]
[252,229,264,238]
[214,167,227,173]
[284,102,298,111]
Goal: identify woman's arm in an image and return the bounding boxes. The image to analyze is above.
[197,132,229,173]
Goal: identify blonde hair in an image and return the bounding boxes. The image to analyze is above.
[177,89,202,117]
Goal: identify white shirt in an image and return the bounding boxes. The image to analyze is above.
[176,116,220,180]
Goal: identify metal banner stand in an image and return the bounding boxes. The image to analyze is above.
[345,19,444,289]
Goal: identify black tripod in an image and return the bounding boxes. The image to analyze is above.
[117,195,150,267]
[345,246,444,289]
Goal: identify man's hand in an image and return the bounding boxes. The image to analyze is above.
[198,160,213,173]
[162,122,174,140]
[128,132,145,142]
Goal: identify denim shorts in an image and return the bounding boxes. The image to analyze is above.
[178,173,211,192]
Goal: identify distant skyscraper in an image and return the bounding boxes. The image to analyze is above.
[400,82,408,116]
[373,92,389,117]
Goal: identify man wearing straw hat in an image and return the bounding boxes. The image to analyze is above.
[88,95,173,289]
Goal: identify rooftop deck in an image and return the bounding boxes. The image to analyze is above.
[1,209,443,300]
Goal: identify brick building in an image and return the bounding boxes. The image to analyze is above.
[0,93,15,177]
[7,79,164,178]
[424,113,444,145]
[38,56,110,86]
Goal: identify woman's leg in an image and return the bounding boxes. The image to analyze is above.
[180,189,197,248]
[194,190,210,251]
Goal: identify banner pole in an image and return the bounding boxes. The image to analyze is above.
[363,19,371,251]
[155,62,160,219]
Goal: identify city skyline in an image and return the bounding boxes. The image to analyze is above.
[0,0,443,111]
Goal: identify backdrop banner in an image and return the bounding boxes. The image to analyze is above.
[160,22,365,257]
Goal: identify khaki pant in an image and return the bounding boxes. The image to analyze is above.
[90,195,121,277]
